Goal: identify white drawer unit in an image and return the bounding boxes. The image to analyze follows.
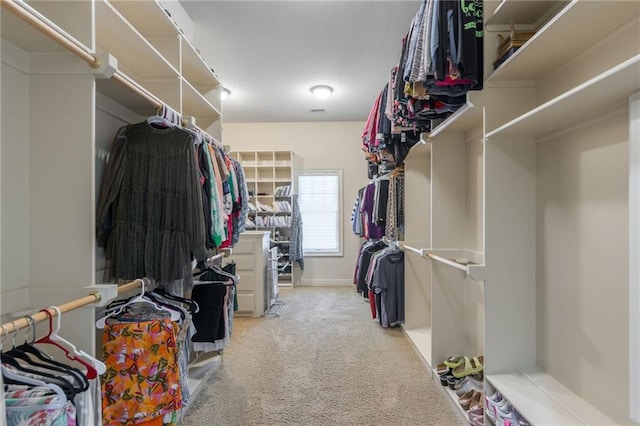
[229,231,271,317]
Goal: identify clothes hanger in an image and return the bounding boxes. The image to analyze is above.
[1,324,77,401]
[34,308,100,379]
[95,278,180,329]
[152,288,200,313]
[7,316,89,392]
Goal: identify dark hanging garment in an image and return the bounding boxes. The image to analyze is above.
[459,0,484,89]
[96,121,208,283]
[191,283,228,342]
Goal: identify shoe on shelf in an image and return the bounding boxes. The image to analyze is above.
[444,355,464,369]
[501,409,530,426]
[468,405,483,425]
[458,390,476,410]
[469,391,484,412]
[452,356,484,378]
[485,390,502,418]
[494,401,513,425]
[455,377,483,397]
[437,363,451,376]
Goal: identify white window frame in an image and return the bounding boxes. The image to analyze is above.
[297,169,343,257]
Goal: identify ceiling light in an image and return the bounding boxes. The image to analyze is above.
[310,85,333,100]
[221,87,231,100]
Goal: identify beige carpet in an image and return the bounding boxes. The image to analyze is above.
[181,286,466,426]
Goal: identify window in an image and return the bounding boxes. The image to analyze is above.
[297,169,342,256]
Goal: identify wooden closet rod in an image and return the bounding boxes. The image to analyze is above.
[0,278,149,337]
[1,0,101,69]
[0,292,101,338]
[112,71,163,110]
[116,278,147,295]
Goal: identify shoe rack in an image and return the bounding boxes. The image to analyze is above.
[228,150,299,287]
[401,1,640,424]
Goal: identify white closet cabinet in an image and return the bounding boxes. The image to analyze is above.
[229,231,271,317]
[1,0,224,411]
[402,1,640,424]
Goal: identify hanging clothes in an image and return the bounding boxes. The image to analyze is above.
[101,318,183,425]
[289,194,304,270]
[96,121,208,284]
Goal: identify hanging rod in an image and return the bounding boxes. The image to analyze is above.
[116,278,148,295]
[112,71,163,109]
[425,253,468,273]
[399,242,425,256]
[1,0,101,69]
[0,291,101,338]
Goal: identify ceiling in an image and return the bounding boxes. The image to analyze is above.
[180,1,421,123]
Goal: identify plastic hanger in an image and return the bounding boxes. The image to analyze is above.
[46,306,106,376]
[10,316,89,391]
[95,279,180,329]
[1,324,71,407]
[34,308,100,379]
[152,288,200,313]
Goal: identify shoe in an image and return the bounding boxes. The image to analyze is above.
[469,391,484,412]
[494,401,513,425]
[458,390,475,410]
[455,378,483,397]
[447,375,460,389]
[444,355,464,368]
[485,390,502,418]
[468,406,483,425]
[501,409,530,426]
[452,356,484,378]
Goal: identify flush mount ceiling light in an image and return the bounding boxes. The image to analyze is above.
[221,87,231,100]
[310,85,333,100]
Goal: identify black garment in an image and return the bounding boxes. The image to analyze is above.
[459,0,484,89]
[198,144,214,249]
[96,121,208,283]
[375,179,390,227]
[191,282,227,342]
[357,241,387,293]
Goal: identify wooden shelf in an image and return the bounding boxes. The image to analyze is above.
[488,0,640,82]
[487,368,615,426]
[487,55,640,139]
[95,0,178,80]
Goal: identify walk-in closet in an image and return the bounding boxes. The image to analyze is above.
[2,0,639,425]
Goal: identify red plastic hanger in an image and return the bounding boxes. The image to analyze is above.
[34,308,98,379]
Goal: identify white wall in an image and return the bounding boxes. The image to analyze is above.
[222,121,368,285]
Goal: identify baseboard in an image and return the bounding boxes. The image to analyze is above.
[300,279,353,287]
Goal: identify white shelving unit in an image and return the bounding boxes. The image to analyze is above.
[400,0,639,424]
[1,0,226,416]
[229,150,298,287]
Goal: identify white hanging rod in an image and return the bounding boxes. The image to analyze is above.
[424,253,468,273]
[2,0,102,69]
[399,242,426,256]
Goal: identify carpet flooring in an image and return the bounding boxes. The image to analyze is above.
[181,286,466,426]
